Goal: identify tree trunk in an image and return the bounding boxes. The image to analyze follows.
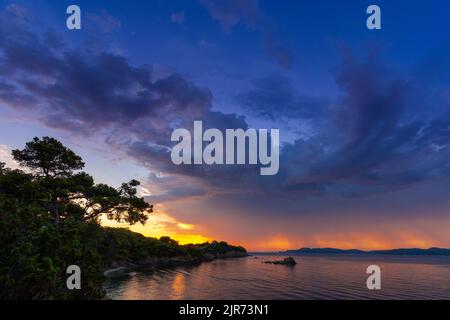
[51,195,59,226]
[54,202,59,226]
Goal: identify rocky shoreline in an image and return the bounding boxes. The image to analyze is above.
[104,251,249,277]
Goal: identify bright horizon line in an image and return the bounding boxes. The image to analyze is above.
[101,223,449,252]
[250,246,448,253]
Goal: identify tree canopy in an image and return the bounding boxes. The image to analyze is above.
[0,137,245,299]
[0,137,154,299]
[10,137,153,225]
[12,137,84,178]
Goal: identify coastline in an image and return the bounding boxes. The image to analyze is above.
[105,253,450,300]
[104,250,250,277]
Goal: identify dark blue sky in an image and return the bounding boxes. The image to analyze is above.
[1,0,450,250]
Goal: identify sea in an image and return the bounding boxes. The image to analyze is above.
[104,254,450,300]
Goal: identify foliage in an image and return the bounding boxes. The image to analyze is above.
[0,197,104,299]
[186,241,247,255]
[11,137,153,225]
[12,137,84,178]
[0,137,246,300]
[0,137,153,299]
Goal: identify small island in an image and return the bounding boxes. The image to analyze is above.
[284,247,450,256]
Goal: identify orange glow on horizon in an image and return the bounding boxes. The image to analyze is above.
[99,217,447,251]
[99,208,212,245]
[239,231,447,252]
[100,209,450,251]
[252,235,296,251]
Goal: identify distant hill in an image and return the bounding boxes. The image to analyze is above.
[284,247,450,256]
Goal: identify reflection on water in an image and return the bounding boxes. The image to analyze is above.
[104,254,450,300]
[170,273,185,299]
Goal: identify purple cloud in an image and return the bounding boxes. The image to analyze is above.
[1,7,450,214]
[199,0,294,69]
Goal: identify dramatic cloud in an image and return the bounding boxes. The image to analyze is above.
[238,74,327,120]
[0,12,239,136]
[1,5,450,225]
[300,50,450,195]
[0,9,250,187]
[231,48,450,201]
[0,43,212,138]
[2,3,450,249]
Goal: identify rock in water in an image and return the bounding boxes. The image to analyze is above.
[263,256,297,265]
[280,257,297,265]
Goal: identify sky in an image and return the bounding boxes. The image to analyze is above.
[1,0,450,251]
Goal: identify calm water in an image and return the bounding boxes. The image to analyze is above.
[104,254,450,300]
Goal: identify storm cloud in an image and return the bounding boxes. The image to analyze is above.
[1,5,450,212]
